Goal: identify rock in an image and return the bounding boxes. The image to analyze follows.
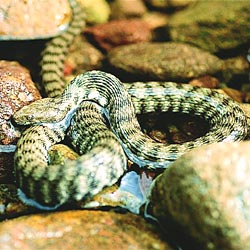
[0,60,41,145]
[145,0,195,9]
[0,0,71,39]
[78,0,110,24]
[0,152,14,183]
[138,112,209,144]
[0,184,34,220]
[108,42,223,81]
[0,210,173,250]
[142,11,169,29]
[64,35,104,76]
[189,75,219,89]
[168,1,250,53]
[218,88,244,103]
[110,0,147,19]
[238,103,250,139]
[48,144,79,165]
[148,141,250,250]
[84,19,152,52]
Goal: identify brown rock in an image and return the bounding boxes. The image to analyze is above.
[219,87,244,103]
[0,60,41,145]
[139,112,209,145]
[168,1,250,53]
[108,42,223,81]
[0,0,71,39]
[0,184,33,220]
[110,0,147,19]
[0,210,172,250]
[145,0,195,9]
[239,103,250,139]
[142,11,169,29]
[0,152,14,183]
[149,141,250,250]
[84,19,152,51]
[64,35,104,77]
[189,75,219,89]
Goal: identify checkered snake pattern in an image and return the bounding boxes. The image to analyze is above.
[13,0,248,209]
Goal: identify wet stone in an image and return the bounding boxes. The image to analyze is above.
[0,210,173,250]
[168,1,250,53]
[84,19,152,52]
[108,42,223,81]
[0,60,41,145]
[0,0,71,39]
[149,141,250,250]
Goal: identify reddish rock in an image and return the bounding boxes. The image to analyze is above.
[0,60,41,145]
[84,19,152,51]
[0,0,71,39]
[0,210,172,250]
[189,75,219,89]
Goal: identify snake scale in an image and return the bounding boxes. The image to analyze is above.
[13,0,248,209]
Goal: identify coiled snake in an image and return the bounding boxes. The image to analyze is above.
[13,0,248,209]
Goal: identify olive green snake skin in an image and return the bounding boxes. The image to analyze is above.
[13,0,248,209]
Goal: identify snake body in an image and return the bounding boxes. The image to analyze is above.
[13,0,248,208]
[40,0,85,97]
[14,71,247,208]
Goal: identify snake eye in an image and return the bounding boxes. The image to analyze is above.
[28,114,35,121]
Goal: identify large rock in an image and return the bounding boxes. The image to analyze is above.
[168,1,250,53]
[0,0,71,39]
[0,60,41,145]
[108,42,223,81]
[0,210,172,250]
[148,141,250,250]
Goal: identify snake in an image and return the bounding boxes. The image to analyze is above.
[12,0,248,209]
[13,70,248,208]
[40,0,85,97]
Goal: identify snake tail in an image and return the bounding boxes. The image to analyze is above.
[40,0,86,98]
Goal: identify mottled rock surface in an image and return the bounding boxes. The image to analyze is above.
[108,42,223,81]
[0,0,71,39]
[85,19,152,51]
[149,141,250,250]
[0,60,41,145]
[168,1,250,53]
[0,210,172,250]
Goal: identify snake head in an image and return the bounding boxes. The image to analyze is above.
[13,97,70,126]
